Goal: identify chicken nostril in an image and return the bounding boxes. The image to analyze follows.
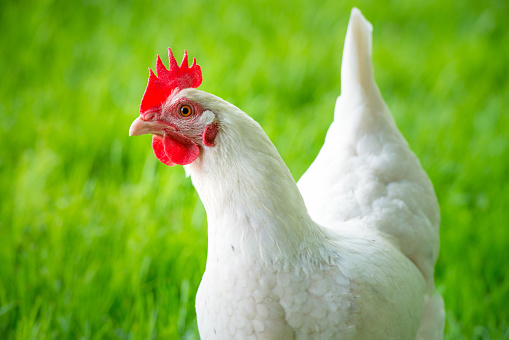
[143,112,156,121]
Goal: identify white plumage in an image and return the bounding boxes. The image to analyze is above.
[131,8,444,340]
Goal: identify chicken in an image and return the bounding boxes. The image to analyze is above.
[129,8,444,340]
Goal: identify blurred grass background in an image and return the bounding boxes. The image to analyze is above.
[1,0,508,338]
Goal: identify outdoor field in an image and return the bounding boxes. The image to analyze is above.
[1,0,507,338]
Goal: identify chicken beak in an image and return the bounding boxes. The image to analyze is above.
[129,116,156,136]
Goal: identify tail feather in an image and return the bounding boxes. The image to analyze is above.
[339,8,379,109]
[298,4,441,308]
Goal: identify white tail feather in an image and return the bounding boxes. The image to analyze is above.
[298,8,444,338]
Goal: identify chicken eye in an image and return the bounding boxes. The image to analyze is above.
[180,104,193,117]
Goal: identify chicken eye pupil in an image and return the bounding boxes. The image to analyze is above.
[180,105,192,117]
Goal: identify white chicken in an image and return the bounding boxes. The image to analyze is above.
[129,8,444,340]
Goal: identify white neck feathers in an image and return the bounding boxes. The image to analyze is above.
[184,91,333,269]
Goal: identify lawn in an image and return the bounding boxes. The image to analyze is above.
[0,0,508,338]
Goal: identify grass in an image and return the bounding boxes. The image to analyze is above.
[1,0,508,338]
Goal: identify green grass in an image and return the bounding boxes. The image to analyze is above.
[1,0,508,338]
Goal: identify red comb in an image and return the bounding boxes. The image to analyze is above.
[140,48,202,113]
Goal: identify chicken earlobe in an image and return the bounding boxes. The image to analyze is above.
[202,123,218,147]
[152,131,200,166]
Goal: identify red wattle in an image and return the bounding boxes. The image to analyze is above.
[152,135,175,166]
[152,132,200,166]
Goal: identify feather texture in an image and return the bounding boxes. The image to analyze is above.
[132,7,444,340]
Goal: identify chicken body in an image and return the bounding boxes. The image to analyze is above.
[130,8,443,340]
[196,224,425,339]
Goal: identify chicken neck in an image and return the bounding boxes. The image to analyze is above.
[184,93,334,270]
